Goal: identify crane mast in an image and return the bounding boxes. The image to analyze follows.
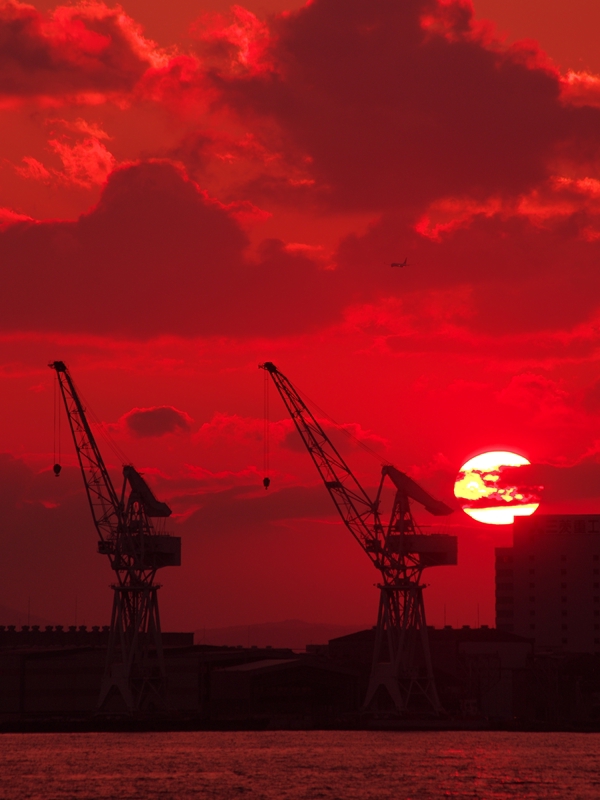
[260,362,457,716]
[50,361,181,714]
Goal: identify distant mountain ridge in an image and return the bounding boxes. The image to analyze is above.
[194,619,371,650]
[0,609,370,648]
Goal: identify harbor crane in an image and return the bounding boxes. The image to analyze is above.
[50,361,181,714]
[260,362,457,715]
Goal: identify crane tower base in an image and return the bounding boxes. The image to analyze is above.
[363,584,442,716]
[97,585,166,715]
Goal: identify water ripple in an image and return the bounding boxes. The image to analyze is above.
[0,731,599,800]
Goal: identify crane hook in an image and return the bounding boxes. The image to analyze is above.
[53,463,62,478]
[263,476,270,490]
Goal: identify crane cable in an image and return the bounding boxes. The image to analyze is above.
[259,367,391,490]
[263,369,270,489]
[75,382,132,466]
[293,383,390,466]
[53,372,62,477]
[53,370,132,470]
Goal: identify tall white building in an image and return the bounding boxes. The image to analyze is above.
[496,515,600,653]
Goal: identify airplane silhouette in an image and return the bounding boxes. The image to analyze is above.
[391,258,409,267]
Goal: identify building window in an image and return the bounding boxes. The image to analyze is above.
[530,596,536,603]
[530,610,535,616]
[562,610,567,617]
[562,597,567,603]
[496,583,513,591]
[530,624,535,630]
[561,583,567,589]
[561,569,567,576]
[529,583,535,589]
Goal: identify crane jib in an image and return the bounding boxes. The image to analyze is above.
[49,361,180,571]
[258,362,456,568]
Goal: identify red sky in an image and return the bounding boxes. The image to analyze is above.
[2,0,600,634]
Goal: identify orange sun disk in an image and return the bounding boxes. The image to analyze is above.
[454,451,541,525]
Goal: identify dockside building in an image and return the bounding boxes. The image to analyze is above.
[496,514,600,654]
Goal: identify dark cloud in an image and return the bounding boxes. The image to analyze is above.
[2,1,600,344]
[213,0,600,213]
[3,155,600,345]
[281,419,387,456]
[185,484,336,531]
[457,467,543,510]
[501,456,600,503]
[335,207,600,336]
[4,157,600,341]
[0,160,340,337]
[0,1,156,101]
[122,406,193,438]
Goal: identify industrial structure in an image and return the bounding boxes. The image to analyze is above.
[50,361,181,714]
[260,362,457,715]
[0,624,536,728]
[496,514,600,654]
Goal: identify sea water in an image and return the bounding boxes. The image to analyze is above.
[0,730,599,799]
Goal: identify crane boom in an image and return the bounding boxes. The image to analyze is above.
[260,361,381,561]
[260,362,453,574]
[51,361,121,545]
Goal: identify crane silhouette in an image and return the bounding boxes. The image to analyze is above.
[260,362,456,715]
[50,361,181,714]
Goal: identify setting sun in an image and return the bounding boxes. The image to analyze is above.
[454,451,542,525]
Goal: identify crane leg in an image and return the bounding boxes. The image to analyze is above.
[97,585,167,715]
[362,585,443,716]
